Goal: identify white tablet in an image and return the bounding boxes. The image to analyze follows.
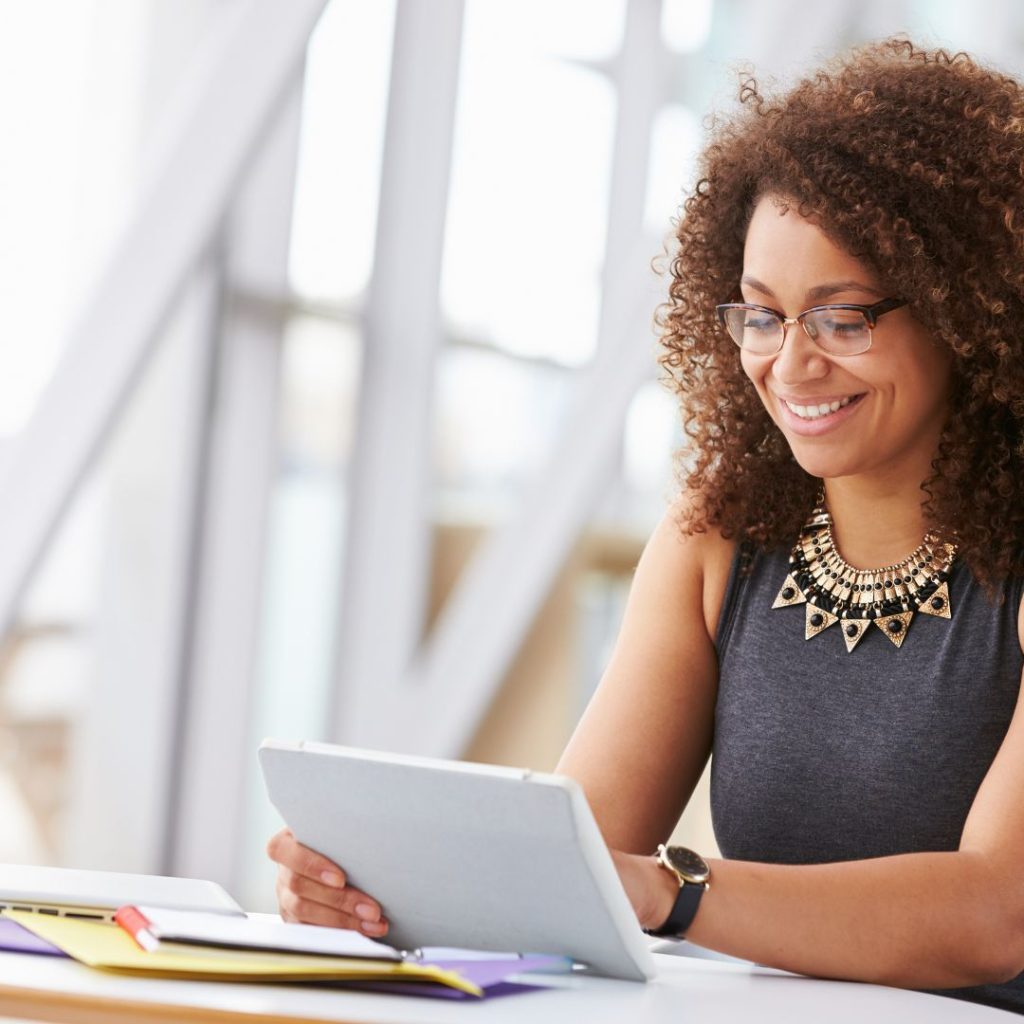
[258,738,656,981]
[0,864,243,921]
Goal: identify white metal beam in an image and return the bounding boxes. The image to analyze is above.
[169,81,304,891]
[599,0,664,354]
[329,0,465,746]
[591,0,666,524]
[62,252,224,874]
[0,0,327,643]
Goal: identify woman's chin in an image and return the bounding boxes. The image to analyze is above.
[788,447,862,481]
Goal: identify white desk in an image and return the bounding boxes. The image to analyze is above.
[0,943,1014,1023]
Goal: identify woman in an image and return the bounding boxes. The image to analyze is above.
[267,39,1024,1013]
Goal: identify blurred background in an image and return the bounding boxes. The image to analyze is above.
[0,0,1020,911]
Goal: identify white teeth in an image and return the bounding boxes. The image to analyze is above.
[784,395,855,420]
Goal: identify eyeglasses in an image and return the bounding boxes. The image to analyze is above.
[715,298,906,356]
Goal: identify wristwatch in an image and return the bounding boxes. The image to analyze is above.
[644,844,711,939]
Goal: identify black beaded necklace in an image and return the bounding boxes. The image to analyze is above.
[772,503,956,652]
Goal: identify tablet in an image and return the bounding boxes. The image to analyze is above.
[258,738,656,981]
[0,864,243,921]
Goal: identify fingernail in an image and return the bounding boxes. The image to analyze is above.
[321,870,344,887]
[362,919,387,935]
[355,902,378,922]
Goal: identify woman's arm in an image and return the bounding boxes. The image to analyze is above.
[614,648,1024,989]
[556,500,734,853]
[616,845,1021,988]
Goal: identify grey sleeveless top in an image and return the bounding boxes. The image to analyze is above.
[712,544,1024,1014]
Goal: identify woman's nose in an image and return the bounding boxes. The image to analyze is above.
[770,321,830,386]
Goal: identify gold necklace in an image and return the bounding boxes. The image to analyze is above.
[772,503,957,652]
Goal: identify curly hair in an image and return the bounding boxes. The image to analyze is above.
[657,37,1024,591]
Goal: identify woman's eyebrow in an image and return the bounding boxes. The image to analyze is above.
[740,275,884,301]
[739,274,775,296]
[805,279,885,301]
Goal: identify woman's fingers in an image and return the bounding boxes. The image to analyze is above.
[268,829,389,937]
[277,872,390,936]
[266,828,346,887]
[283,867,384,921]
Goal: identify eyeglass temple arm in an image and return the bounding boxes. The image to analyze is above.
[864,297,906,325]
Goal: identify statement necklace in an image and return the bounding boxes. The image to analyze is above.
[772,503,957,652]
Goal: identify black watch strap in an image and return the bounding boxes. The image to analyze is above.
[646,879,706,939]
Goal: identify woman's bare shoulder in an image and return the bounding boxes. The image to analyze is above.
[649,493,738,641]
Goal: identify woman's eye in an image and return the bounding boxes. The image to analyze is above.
[824,319,866,335]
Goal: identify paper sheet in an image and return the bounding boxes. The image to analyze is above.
[132,905,401,960]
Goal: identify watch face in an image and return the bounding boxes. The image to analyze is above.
[664,846,710,884]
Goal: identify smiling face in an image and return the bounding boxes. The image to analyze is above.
[739,195,952,484]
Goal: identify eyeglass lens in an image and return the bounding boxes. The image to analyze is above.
[723,307,872,355]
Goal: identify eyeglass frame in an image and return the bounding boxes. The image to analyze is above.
[715,297,907,356]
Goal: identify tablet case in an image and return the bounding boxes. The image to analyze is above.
[259,739,656,981]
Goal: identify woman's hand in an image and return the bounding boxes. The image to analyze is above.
[609,848,678,932]
[266,827,389,938]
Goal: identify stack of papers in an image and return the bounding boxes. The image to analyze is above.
[2,908,569,1000]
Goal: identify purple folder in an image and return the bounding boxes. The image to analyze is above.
[335,954,565,1000]
[0,918,564,999]
[0,918,67,957]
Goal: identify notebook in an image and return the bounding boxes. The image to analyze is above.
[0,864,243,922]
[114,905,400,959]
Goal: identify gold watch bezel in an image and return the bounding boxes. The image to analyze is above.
[655,843,711,888]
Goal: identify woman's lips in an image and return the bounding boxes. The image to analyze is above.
[775,392,867,436]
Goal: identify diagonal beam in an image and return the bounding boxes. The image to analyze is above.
[0,0,327,640]
[375,239,664,758]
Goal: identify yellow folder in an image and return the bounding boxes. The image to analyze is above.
[4,910,481,996]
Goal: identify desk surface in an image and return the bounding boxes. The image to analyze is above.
[0,945,1015,1024]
